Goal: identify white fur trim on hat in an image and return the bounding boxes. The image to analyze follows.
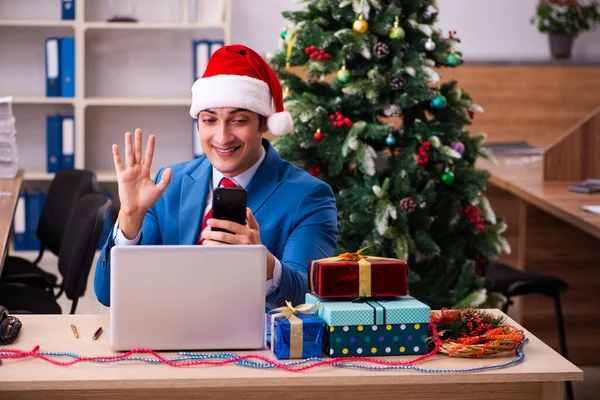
[267,111,293,136]
[190,74,273,119]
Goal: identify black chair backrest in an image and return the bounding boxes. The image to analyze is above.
[37,169,98,256]
[58,193,112,300]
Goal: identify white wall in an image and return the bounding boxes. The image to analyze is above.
[230,0,600,61]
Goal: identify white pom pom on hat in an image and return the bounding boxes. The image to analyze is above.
[190,44,293,137]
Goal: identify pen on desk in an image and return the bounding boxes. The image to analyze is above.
[92,327,103,340]
[70,324,79,339]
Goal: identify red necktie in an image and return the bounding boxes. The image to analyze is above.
[198,177,238,245]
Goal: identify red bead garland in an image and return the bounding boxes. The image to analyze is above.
[0,324,442,372]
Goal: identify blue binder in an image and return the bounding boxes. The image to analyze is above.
[97,193,114,250]
[12,194,28,251]
[46,115,62,173]
[61,115,75,169]
[209,40,224,58]
[45,38,60,97]
[61,0,75,20]
[26,193,42,251]
[193,40,210,81]
[59,37,75,98]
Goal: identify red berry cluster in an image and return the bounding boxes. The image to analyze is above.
[329,112,353,128]
[473,251,487,276]
[467,109,475,119]
[309,165,321,178]
[459,205,485,232]
[448,30,457,39]
[466,318,494,337]
[304,45,331,61]
[416,141,432,166]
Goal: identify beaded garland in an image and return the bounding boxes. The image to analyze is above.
[0,323,529,373]
[0,340,527,372]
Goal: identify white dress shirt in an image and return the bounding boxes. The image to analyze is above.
[113,146,282,295]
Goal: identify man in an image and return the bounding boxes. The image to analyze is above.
[94,44,339,309]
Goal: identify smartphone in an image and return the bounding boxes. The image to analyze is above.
[211,187,247,233]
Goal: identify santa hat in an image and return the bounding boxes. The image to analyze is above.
[189,44,293,137]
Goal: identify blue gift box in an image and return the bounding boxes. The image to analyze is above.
[305,293,430,357]
[268,312,324,359]
[305,293,430,326]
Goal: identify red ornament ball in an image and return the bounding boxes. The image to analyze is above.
[313,130,324,141]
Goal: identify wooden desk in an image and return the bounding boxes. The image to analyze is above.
[0,169,23,271]
[0,313,582,400]
[479,156,600,365]
[483,156,600,240]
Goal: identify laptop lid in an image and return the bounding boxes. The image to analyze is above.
[108,244,267,351]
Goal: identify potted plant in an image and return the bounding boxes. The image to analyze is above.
[531,0,600,59]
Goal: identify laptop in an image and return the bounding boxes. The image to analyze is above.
[108,245,267,351]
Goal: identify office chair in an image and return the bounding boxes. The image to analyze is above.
[486,262,573,400]
[0,193,112,314]
[0,169,98,291]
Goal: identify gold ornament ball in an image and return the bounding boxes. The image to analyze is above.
[353,19,369,34]
[389,26,405,40]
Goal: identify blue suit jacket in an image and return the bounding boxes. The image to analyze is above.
[94,139,339,309]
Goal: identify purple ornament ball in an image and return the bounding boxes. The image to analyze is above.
[452,141,465,154]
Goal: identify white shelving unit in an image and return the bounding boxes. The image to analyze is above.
[0,19,75,27]
[84,96,192,107]
[84,21,226,30]
[0,0,231,183]
[11,96,76,105]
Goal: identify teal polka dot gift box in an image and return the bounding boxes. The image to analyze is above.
[305,293,430,357]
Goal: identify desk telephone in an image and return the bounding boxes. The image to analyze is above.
[0,306,21,345]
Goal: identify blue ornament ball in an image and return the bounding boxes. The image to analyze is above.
[446,52,460,66]
[385,135,396,147]
[431,95,447,110]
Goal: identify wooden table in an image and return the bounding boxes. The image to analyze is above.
[0,313,582,400]
[478,155,600,365]
[0,169,23,272]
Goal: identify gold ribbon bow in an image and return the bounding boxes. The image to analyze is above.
[270,301,321,359]
[310,246,399,297]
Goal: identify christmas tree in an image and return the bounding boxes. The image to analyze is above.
[267,0,509,309]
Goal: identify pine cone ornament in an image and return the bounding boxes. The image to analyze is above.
[399,197,416,213]
[390,77,404,91]
[384,104,402,117]
[460,308,479,323]
[374,42,390,58]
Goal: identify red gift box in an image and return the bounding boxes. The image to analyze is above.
[309,252,408,299]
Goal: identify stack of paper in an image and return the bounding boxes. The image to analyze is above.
[0,96,18,179]
[581,205,600,215]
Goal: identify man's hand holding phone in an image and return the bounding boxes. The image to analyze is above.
[202,195,276,281]
[202,207,261,245]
